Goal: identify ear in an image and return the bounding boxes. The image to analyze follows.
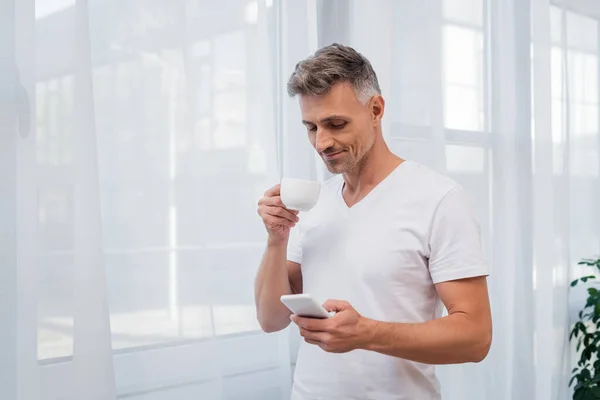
[370,95,385,125]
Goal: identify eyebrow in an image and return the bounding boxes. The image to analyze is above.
[302,115,351,126]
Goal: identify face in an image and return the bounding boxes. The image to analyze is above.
[299,82,384,175]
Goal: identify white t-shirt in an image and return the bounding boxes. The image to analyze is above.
[286,160,488,400]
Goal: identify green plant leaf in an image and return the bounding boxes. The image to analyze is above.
[573,279,581,287]
[574,387,587,400]
[589,288,599,295]
[572,324,584,340]
[590,386,600,398]
[586,298,597,309]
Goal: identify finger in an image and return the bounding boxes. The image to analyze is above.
[291,315,328,331]
[258,204,298,225]
[304,338,321,346]
[259,196,300,216]
[299,328,329,342]
[265,205,299,224]
[322,299,350,313]
[264,184,281,197]
[259,195,285,207]
[263,214,296,228]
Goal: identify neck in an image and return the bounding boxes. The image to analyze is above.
[342,137,403,195]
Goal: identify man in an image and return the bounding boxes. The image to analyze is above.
[254,43,492,400]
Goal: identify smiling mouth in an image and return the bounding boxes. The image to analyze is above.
[322,151,344,160]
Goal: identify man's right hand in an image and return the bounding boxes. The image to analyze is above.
[257,184,299,245]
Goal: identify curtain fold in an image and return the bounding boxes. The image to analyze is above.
[72,0,116,397]
[4,0,600,399]
[1,0,19,396]
[14,0,40,398]
[531,1,571,399]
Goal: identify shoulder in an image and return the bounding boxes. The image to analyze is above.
[400,161,462,203]
[405,164,479,238]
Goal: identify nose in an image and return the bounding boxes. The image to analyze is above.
[315,128,335,153]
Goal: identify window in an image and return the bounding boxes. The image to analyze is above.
[34,0,277,375]
[442,0,485,131]
[550,7,599,177]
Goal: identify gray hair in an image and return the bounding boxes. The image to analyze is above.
[287,43,381,104]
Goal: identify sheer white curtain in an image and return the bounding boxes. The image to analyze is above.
[5,0,296,399]
[3,0,600,399]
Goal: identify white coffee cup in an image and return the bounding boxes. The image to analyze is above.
[280,178,321,212]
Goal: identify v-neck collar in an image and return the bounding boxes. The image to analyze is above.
[337,160,412,210]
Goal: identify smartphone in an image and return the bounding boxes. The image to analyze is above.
[280,294,331,319]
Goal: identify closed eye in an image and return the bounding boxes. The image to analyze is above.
[303,120,347,131]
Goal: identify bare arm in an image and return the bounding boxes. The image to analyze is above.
[292,276,492,364]
[363,276,492,363]
[362,189,492,363]
[254,252,302,332]
[254,184,303,333]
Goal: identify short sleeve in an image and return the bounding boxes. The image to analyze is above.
[287,224,302,264]
[428,187,488,284]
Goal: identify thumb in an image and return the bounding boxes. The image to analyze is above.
[322,299,351,313]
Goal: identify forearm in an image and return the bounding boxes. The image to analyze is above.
[362,313,492,364]
[254,240,294,332]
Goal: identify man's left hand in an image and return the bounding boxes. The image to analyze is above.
[290,299,373,353]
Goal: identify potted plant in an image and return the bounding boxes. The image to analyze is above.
[569,257,600,400]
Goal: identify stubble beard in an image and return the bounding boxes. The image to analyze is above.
[323,153,360,175]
